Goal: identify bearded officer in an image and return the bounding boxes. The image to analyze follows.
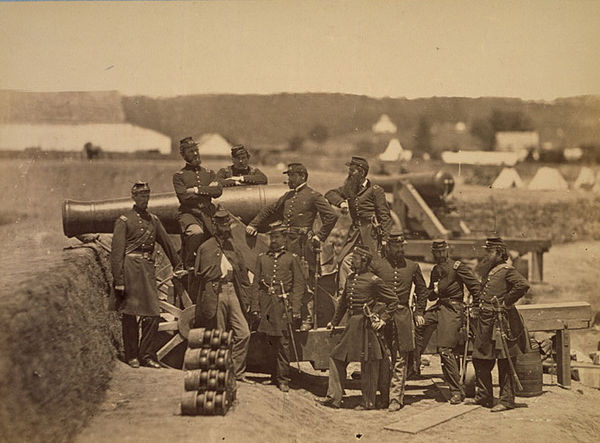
[413,240,481,404]
[325,156,392,297]
[216,144,268,187]
[371,228,428,411]
[247,162,338,330]
[465,237,530,411]
[250,221,305,392]
[317,245,397,410]
[111,181,183,368]
[192,210,253,383]
[172,136,223,272]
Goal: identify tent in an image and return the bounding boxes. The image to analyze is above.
[372,114,397,134]
[491,168,524,189]
[196,133,232,158]
[378,138,412,162]
[528,167,569,190]
[574,167,596,190]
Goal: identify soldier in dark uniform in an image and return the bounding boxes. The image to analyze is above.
[250,221,305,392]
[247,163,338,330]
[325,156,392,296]
[172,136,223,271]
[413,240,481,404]
[192,210,253,383]
[216,144,268,187]
[371,228,428,411]
[111,182,183,368]
[317,246,398,410]
[465,237,530,412]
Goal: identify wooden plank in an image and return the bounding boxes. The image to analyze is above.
[517,302,592,332]
[556,328,571,389]
[530,251,544,283]
[384,403,481,434]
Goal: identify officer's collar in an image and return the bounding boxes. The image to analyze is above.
[268,246,286,256]
[184,162,202,170]
[133,205,149,216]
[294,182,307,192]
[388,255,406,268]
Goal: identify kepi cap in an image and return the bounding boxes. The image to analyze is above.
[283,162,307,175]
[345,156,369,174]
[431,239,449,251]
[352,245,372,261]
[268,220,288,234]
[214,209,231,224]
[388,227,407,244]
[131,181,150,194]
[231,144,249,158]
[483,237,506,249]
[179,136,198,154]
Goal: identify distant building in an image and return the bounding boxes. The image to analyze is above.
[0,90,171,154]
[194,133,233,158]
[495,131,539,152]
[372,114,397,134]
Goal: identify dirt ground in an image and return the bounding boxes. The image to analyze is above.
[75,242,600,443]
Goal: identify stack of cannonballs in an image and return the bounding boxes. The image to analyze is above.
[180,328,236,416]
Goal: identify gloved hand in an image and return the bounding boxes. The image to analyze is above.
[173,268,188,279]
[310,234,321,250]
[414,314,425,327]
[246,225,258,237]
[340,201,349,215]
[372,318,386,331]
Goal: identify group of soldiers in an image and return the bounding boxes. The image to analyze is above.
[110,136,531,412]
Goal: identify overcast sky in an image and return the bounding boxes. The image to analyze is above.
[1,0,599,100]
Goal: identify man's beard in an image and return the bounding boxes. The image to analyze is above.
[387,250,405,264]
[479,255,500,276]
[343,173,363,197]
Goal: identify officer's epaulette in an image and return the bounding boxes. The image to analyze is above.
[371,274,379,281]
[372,184,382,190]
[119,215,128,222]
[176,169,184,175]
[150,213,159,222]
[453,260,461,270]
[504,264,514,269]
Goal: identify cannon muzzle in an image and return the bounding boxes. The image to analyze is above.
[371,171,455,201]
[63,184,288,237]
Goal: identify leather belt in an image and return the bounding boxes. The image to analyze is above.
[127,251,153,260]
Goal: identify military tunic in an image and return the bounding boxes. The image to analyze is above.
[249,183,338,266]
[473,263,530,360]
[111,206,181,316]
[251,249,305,336]
[216,165,268,187]
[325,179,392,257]
[330,271,397,362]
[371,257,428,351]
[172,163,223,233]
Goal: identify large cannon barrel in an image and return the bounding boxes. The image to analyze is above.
[371,171,455,201]
[63,184,288,237]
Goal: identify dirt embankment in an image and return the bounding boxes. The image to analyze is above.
[0,246,120,443]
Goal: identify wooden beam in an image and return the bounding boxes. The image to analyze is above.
[517,302,592,332]
[556,328,571,389]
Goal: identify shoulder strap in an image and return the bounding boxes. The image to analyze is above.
[453,260,461,270]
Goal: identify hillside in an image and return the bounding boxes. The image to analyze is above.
[122,93,600,152]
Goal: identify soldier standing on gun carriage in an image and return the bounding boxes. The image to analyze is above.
[192,210,254,384]
[250,221,305,392]
[111,181,183,369]
[371,228,429,411]
[172,136,223,273]
[413,239,481,405]
[325,156,392,297]
[216,144,268,187]
[247,163,338,330]
[317,245,398,410]
[465,237,530,412]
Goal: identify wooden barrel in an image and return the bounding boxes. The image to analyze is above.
[515,341,543,397]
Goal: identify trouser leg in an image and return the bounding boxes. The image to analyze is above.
[440,346,464,397]
[326,357,347,407]
[139,316,159,363]
[361,359,380,409]
[389,351,409,406]
[498,357,517,407]
[337,254,353,296]
[194,282,218,329]
[227,291,251,379]
[473,358,495,405]
[121,313,139,362]
[378,345,392,408]
[182,224,205,271]
[275,334,291,385]
[413,310,438,375]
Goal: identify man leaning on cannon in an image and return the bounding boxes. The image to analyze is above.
[317,245,397,410]
[172,136,223,272]
[216,144,268,187]
[246,162,338,330]
[466,237,530,412]
[325,156,392,297]
[110,181,183,369]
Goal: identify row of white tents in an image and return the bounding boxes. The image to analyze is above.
[491,166,600,191]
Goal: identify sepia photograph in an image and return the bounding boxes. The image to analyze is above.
[0,1,599,442]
